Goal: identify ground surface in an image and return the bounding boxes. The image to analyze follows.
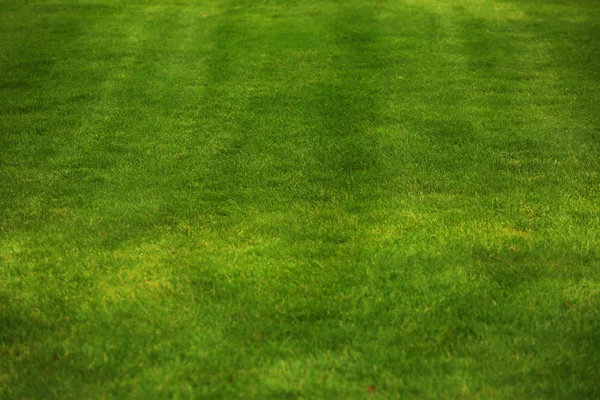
[1,0,599,398]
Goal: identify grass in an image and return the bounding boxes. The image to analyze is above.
[1,0,599,398]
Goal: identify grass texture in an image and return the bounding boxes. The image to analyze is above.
[1,0,599,398]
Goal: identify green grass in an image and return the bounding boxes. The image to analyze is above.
[1,0,599,398]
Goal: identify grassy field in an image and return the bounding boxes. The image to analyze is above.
[1,0,599,398]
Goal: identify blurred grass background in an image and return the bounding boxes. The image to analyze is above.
[1,0,599,398]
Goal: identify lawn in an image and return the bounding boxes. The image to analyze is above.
[1,0,599,398]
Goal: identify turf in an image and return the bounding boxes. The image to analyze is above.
[1,0,599,398]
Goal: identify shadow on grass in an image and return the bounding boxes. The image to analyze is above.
[186,0,391,214]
